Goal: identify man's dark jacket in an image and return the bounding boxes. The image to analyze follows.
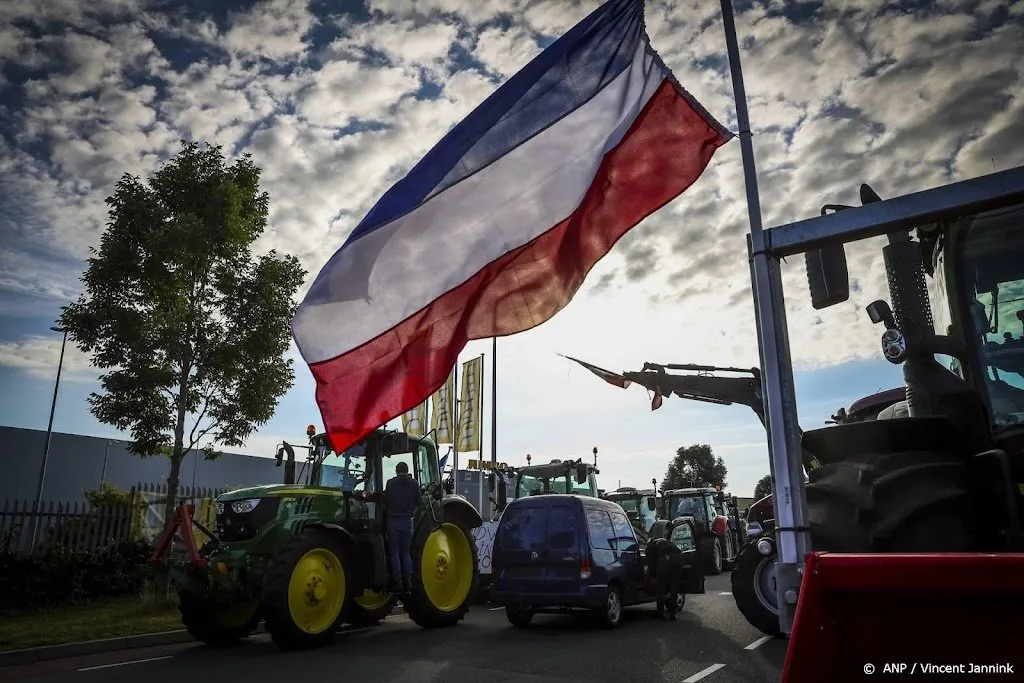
[385,473,422,519]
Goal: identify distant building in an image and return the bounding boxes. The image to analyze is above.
[1,426,281,505]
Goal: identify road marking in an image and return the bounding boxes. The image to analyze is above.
[682,663,726,682]
[718,591,732,595]
[77,656,173,671]
[745,635,772,650]
[489,606,504,611]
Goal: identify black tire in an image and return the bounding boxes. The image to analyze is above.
[261,529,353,650]
[506,605,534,628]
[178,591,260,646]
[404,512,480,629]
[731,541,782,637]
[346,590,399,625]
[806,450,973,552]
[596,584,624,629]
[699,536,724,575]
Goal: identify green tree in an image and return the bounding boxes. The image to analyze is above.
[661,444,727,491]
[61,141,306,523]
[753,473,772,500]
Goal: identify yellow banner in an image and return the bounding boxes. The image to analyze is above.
[456,356,483,452]
[401,400,428,436]
[430,369,456,443]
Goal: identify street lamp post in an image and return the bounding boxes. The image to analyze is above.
[30,325,68,548]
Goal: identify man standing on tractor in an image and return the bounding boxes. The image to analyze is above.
[384,461,421,593]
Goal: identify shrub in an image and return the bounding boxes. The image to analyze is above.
[0,540,156,613]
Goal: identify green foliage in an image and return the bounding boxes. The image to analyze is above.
[662,444,728,491]
[753,474,773,500]
[0,541,156,613]
[59,140,307,520]
[84,481,134,507]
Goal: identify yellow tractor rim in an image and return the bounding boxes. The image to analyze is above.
[286,547,346,634]
[420,522,473,612]
[354,588,391,611]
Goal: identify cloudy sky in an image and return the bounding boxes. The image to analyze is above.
[1,0,1021,497]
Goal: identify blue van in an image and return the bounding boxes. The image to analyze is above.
[490,494,704,628]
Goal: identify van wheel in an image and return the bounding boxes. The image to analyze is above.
[596,585,623,629]
[505,605,533,628]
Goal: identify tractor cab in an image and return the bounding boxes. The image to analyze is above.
[662,487,742,575]
[601,486,660,536]
[488,458,600,515]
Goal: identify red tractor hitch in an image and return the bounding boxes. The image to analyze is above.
[149,502,217,569]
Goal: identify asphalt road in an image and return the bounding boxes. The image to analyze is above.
[1,574,788,683]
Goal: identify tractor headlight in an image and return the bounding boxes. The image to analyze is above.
[231,499,261,514]
[745,521,763,538]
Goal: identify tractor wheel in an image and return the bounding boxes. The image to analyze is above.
[404,513,479,629]
[347,588,399,625]
[699,536,724,575]
[731,541,782,637]
[178,592,261,646]
[806,450,973,552]
[261,529,353,649]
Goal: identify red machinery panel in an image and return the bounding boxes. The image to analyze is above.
[783,552,1024,682]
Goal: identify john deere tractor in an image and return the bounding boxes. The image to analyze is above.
[152,426,483,650]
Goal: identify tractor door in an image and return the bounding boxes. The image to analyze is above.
[608,508,646,602]
[669,519,705,594]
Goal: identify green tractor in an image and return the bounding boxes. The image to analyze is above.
[151,426,483,650]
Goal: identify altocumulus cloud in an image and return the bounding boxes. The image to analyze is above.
[0,0,1022,381]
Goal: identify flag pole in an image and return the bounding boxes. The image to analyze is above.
[452,361,459,497]
[477,352,486,518]
[491,337,497,466]
[719,0,809,635]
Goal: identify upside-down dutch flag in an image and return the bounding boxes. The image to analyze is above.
[292,0,733,454]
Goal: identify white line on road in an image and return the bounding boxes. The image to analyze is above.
[489,606,504,611]
[77,655,173,672]
[744,635,773,650]
[718,591,732,595]
[682,663,726,682]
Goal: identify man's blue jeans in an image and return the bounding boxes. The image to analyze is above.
[387,517,414,585]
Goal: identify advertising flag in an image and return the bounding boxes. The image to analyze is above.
[456,356,483,452]
[430,369,456,443]
[401,400,428,436]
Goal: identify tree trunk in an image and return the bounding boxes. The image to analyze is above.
[165,452,184,526]
[166,366,190,524]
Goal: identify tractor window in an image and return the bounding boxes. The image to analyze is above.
[959,202,1024,430]
[668,496,699,520]
[383,451,416,484]
[415,442,439,486]
[323,441,373,494]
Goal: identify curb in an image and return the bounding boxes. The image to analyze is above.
[0,624,269,668]
[0,630,194,668]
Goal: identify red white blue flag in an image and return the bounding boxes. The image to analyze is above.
[292,0,732,453]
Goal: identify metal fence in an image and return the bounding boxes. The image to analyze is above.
[0,483,227,556]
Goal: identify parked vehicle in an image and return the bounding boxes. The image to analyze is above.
[662,487,742,575]
[489,494,704,629]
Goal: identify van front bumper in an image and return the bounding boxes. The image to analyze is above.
[490,585,609,610]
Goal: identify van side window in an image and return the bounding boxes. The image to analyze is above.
[609,510,637,551]
[500,507,548,552]
[548,505,577,550]
[587,509,615,550]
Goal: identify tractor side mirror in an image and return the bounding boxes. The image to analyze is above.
[647,497,656,511]
[276,442,294,467]
[804,243,850,310]
[575,462,588,484]
[496,479,508,511]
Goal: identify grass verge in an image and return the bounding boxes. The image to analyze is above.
[0,596,182,652]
